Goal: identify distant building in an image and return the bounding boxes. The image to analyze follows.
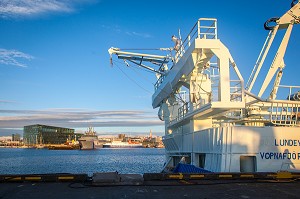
[12,133,21,141]
[23,124,75,145]
[118,134,126,140]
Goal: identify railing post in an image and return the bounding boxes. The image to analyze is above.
[197,20,200,38]
[214,20,218,39]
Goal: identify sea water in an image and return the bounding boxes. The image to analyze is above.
[0,148,165,176]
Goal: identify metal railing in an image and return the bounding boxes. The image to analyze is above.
[270,101,300,126]
[154,75,165,91]
[277,85,300,100]
[178,102,190,121]
[230,80,243,102]
[174,18,218,63]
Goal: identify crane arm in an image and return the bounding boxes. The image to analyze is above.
[258,24,293,98]
[108,47,172,75]
[277,2,300,29]
[256,2,300,98]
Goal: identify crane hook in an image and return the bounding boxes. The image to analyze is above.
[264,17,279,30]
[110,56,113,66]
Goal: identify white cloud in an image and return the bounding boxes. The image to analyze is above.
[0,100,17,104]
[101,24,152,38]
[125,31,152,38]
[0,48,34,67]
[0,109,163,129]
[0,0,95,18]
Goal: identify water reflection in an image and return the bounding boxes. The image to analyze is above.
[0,148,165,176]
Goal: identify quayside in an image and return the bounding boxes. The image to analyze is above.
[108,2,300,173]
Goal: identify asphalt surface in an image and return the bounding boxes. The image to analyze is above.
[1,180,300,199]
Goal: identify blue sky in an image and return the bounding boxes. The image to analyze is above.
[0,0,299,136]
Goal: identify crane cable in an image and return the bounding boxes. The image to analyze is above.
[111,58,186,104]
[113,60,152,94]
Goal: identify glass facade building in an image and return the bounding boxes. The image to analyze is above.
[23,124,75,145]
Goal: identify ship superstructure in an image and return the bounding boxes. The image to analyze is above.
[78,127,98,150]
[108,2,300,172]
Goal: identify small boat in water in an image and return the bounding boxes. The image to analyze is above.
[103,141,143,148]
[35,144,45,149]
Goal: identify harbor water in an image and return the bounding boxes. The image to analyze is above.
[0,148,165,176]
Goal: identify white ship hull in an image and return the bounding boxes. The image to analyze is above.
[163,126,300,172]
[79,140,95,150]
[103,142,143,148]
[109,3,300,173]
[78,136,97,150]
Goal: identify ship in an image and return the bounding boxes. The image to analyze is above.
[108,2,300,172]
[78,127,98,150]
[102,140,143,148]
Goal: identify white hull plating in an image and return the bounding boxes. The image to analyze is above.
[163,126,300,172]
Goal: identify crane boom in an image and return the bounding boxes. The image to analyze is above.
[108,47,172,75]
[247,2,300,99]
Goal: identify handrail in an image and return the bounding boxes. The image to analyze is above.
[270,101,299,126]
[174,18,218,64]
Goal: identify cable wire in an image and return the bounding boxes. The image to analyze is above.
[114,61,152,94]
[112,58,186,104]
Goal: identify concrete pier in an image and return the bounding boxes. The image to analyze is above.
[0,172,300,199]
